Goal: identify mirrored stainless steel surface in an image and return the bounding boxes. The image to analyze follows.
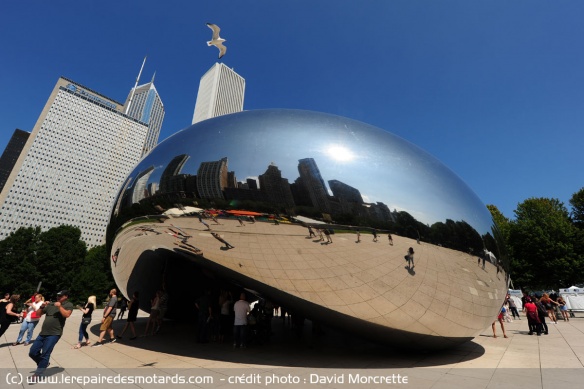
[108,109,508,349]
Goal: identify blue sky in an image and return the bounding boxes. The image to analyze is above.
[1,1,583,220]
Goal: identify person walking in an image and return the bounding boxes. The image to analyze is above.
[524,297,541,336]
[0,294,21,338]
[506,295,521,320]
[118,291,139,340]
[13,294,44,346]
[29,290,73,380]
[73,296,96,349]
[233,292,250,348]
[492,308,508,338]
[93,289,118,346]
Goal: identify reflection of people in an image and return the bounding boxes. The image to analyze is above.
[117,298,128,320]
[492,309,508,338]
[323,229,333,243]
[211,232,235,249]
[112,248,120,265]
[308,226,316,238]
[387,234,393,245]
[29,290,73,380]
[118,291,139,340]
[406,247,415,269]
[372,229,378,242]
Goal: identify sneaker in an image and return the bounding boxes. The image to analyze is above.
[91,341,103,347]
[110,338,117,344]
[24,342,30,346]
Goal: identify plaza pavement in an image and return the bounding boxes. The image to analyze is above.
[1,309,583,388]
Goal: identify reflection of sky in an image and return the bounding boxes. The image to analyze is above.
[129,109,494,235]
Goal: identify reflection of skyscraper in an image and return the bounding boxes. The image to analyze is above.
[159,154,189,193]
[298,158,330,213]
[124,77,165,156]
[328,180,364,204]
[246,178,258,190]
[192,63,245,124]
[197,157,228,199]
[0,77,148,246]
[0,129,30,193]
[258,163,295,208]
[131,166,155,204]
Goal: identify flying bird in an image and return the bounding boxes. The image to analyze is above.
[206,23,227,59]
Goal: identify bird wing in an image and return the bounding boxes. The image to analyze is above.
[214,42,227,59]
[206,23,221,41]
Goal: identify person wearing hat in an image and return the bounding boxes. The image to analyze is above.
[29,290,74,379]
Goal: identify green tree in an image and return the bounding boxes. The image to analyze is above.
[569,187,584,228]
[35,226,87,298]
[509,198,580,289]
[487,204,512,244]
[72,244,114,305]
[0,227,42,296]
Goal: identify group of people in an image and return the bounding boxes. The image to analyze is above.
[492,292,572,338]
[0,287,145,381]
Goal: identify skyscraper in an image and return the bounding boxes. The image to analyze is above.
[192,63,245,124]
[0,129,30,193]
[124,59,165,156]
[196,157,228,199]
[0,77,149,246]
[297,158,331,213]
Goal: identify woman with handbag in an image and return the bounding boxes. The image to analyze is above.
[73,295,96,349]
[13,294,44,346]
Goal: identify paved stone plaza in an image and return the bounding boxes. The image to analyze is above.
[1,308,583,388]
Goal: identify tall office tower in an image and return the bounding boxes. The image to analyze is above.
[0,129,30,193]
[159,154,190,193]
[192,63,245,124]
[124,75,165,156]
[131,166,155,204]
[297,158,331,213]
[258,163,295,208]
[0,77,148,246]
[196,157,228,199]
[328,179,364,204]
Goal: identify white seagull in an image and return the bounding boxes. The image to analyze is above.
[206,23,227,59]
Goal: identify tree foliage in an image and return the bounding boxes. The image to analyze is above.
[507,198,581,290]
[0,225,112,305]
[570,187,584,228]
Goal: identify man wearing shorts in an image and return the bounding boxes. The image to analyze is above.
[93,289,118,346]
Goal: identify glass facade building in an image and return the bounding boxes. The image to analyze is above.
[124,81,165,156]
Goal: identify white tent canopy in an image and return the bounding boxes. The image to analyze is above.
[559,286,584,311]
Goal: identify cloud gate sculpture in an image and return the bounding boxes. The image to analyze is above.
[108,109,508,350]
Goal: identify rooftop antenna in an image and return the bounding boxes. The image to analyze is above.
[151,71,156,84]
[125,56,147,114]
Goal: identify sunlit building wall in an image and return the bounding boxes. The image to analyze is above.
[192,63,245,124]
[0,77,148,246]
